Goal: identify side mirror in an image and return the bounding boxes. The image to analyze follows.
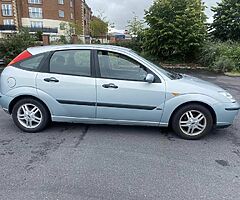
[145,74,155,83]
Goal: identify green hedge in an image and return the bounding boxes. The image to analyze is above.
[199,41,240,72]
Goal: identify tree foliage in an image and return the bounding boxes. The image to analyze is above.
[211,0,240,41]
[127,14,144,37]
[60,22,83,43]
[90,16,108,37]
[0,28,37,64]
[144,0,207,60]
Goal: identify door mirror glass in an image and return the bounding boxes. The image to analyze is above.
[145,74,155,83]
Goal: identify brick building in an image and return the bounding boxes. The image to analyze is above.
[0,0,92,41]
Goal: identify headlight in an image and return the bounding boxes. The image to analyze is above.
[219,91,236,103]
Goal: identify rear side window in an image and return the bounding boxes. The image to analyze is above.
[49,50,91,77]
[14,53,47,71]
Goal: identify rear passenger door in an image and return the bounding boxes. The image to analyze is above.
[36,49,97,119]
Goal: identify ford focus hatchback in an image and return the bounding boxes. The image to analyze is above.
[0,45,239,139]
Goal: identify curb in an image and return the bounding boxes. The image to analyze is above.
[224,72,240,77]
[163,66,206,70]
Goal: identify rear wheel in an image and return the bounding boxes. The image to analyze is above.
[12,98,50,133]
[172,104,213,140]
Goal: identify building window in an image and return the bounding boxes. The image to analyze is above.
[70,0,73,7]
[29,7,43,18]
[58,0,64,5]
[3,19,14,25]
[2,4,13,16]
[70,12,74,19]
[28,0,42,4]
[59,10,64,18]
[31,21,43,28]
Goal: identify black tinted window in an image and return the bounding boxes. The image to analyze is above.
[50,50,91,76]
[98,51,149,81]
[19,54,45,71]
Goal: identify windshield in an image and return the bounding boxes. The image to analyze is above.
[131,51,183,80]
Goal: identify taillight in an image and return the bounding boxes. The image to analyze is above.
[8,50,32,66]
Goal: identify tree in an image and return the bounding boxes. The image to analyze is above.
[127,14,144,37]
[211,0,240,41]
[60,22,83,43]
[144,0,207,60]
[90,16,108,38]
[0,28,36,64]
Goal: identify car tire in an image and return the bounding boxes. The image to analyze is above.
[172,104,213,140]
[12,98,50,133]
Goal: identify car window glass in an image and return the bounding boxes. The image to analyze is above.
[50,50,91,76]
[98,51,148,81]
[19,54,45,70]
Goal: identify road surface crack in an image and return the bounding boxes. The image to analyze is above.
[74,125,89,148]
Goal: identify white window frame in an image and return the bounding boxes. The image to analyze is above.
[28,0,42,4]
[59,10,64,18]
[58,0,64,5]
[30,21,43,28]
[3,19,14,25]
[2,4,13,16]
[29,7,43,18]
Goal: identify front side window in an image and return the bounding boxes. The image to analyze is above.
[97,51,150,82]
[2,4,12,16]
[50,50,91,77]
[29,7,42,18]
[28,0,42,4]
[3,19,14,25]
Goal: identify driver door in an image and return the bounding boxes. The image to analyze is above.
[96,50,166,124]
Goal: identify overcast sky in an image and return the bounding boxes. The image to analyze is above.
[87,0,220,29]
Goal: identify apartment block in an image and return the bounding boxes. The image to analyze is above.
[0,0,92,40]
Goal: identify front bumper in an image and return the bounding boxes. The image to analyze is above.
[214,101,240,127]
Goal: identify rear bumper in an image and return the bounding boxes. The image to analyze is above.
[0,92,13,114]
[214,102,240,127]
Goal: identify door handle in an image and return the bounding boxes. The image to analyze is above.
[44,77,59,83]
[102,83,118,89]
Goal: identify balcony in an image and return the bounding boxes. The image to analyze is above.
[28,27,58,34]
[0,25,17,31]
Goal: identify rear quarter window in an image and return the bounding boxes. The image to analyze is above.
[15,53,48,71]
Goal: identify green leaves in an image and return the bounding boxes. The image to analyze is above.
[199,41,240,72]
[0,28,37,64]
[127,15,145,37]
[90,16,108,37]
[144,0,207,61]
[211,0,240,41]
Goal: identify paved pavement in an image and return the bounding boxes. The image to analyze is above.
[0,70,240,200]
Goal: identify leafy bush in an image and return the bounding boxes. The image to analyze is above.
[199,41,240,72]
[113,39,143,53]
[0,28,37,64]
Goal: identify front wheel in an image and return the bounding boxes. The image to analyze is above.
[12,98,50,133]
[172,104,214,140]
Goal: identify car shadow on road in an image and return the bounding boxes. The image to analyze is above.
[47,122,231,143]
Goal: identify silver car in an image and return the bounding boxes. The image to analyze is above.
[0,45,239,139]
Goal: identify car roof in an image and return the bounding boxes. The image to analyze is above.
[27,44,132,55]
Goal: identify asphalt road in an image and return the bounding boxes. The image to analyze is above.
[0,70,240,200]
